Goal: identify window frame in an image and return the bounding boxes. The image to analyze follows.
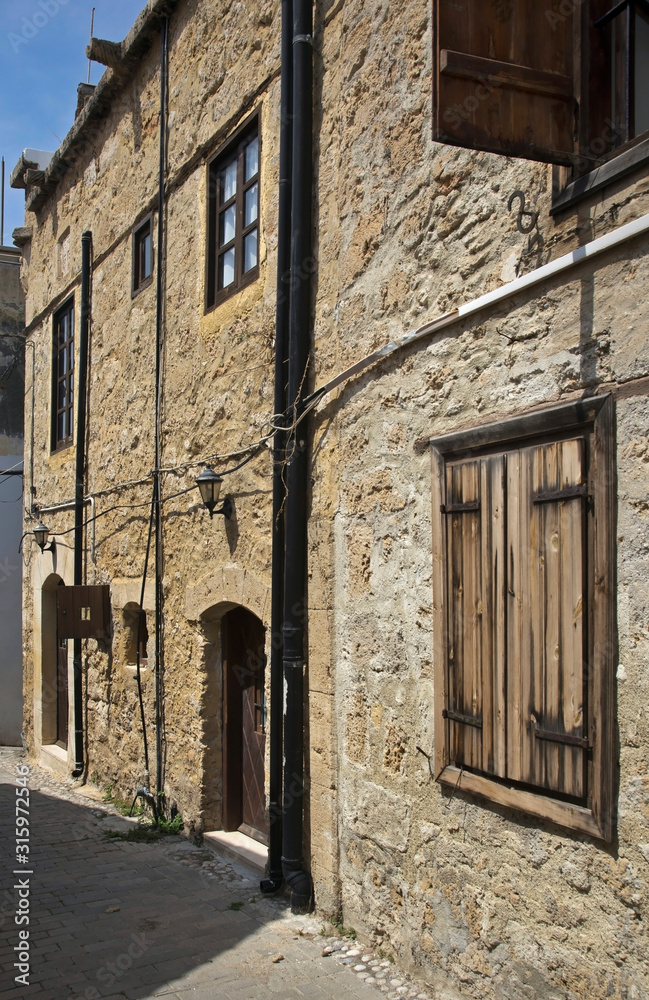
[132,214,154,297]
[51,296,75,453]
[205,110,260,311]
[430,395,616,841]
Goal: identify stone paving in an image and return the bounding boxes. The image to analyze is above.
[0,749,435,1000]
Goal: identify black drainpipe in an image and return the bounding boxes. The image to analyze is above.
[72,230,92,777]
[281,0,313,914]
[260,0,293,896]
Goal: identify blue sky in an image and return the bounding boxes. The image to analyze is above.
[0,0,144,244]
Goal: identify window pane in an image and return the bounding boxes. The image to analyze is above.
[59,348,67,376]
[69,344,74,372]
[58,316,67,345]
[221,159,237,201]
[219,247,235,288]
[245,136,258,181]
[58,381,67,408]
[58,412,66,441]
[244,229,258,272]
[220,205,236,246]
[142,231,152,279]
[636,14,649,136]
[244,183,258,226]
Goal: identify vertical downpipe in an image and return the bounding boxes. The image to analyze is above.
[154,16,169,805]
[281,0,313,914]
[262,0,294,894]
[72,230,92,777]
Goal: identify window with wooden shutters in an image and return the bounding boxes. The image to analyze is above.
[433,0,649,186]
[431,396,616,841]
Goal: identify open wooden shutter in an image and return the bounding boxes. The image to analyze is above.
[444,455,506,778]
[507,439,587,799]
[433,0,577,165]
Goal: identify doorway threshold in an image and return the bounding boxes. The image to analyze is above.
[203,829,268,875]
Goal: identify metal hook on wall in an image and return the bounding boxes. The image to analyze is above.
[508,190,539,234]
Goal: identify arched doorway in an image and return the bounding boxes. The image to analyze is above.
[222,607,268,843]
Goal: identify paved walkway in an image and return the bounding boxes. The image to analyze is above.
[0,749,433,1000]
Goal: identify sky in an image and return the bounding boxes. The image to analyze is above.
[0,0,144,245]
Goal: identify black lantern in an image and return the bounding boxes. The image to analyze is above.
[33,521,55,552]
[196,467,233,519]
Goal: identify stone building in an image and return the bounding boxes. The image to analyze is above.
[13,0,649,997]
[0,242,25,745]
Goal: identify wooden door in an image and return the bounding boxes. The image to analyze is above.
[222,607,267,842]
[56,637,69,748]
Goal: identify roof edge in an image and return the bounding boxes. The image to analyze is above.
[18,0,178,214]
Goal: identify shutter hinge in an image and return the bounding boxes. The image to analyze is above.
[532,484,587,504]
[443,708,482,729]
[534,725,591,749]
[441,501,480,514]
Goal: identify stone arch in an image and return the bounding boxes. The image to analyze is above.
[187,567,270,835]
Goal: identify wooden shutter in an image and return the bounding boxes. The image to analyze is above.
[507,439,587,799]
[57,585,111,641]
[433,0,577,165]
[443,455,506,778]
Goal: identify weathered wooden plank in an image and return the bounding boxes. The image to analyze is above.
[589,395,616,842]
[437,766,604,839]
[440,50,573,100]
[431,446,449,780]
[481,455,506,778]
[446,460,482,771]
[528,439,585,798]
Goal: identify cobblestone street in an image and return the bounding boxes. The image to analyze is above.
[0,749,435,1000]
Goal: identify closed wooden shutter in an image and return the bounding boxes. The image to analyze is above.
[507,439,587,799]
[57,585,111,641]
[433,0,577,164]
[444,455,507,778]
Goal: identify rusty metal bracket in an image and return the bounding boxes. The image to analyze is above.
[508,190,539,234]
[443,708,483,729]
[534,725,591,749]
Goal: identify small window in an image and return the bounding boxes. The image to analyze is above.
[431,396,616,841]
[132,216,153,295]
[122,603,148,666]
[52,297,74,451]
[206,113,260,309]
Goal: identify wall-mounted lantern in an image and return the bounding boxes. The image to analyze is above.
[33,521,56,552]
[196,467,233,519]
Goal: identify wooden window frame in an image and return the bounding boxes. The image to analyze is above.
[132,214,153,297]
[431,396,616,841]
[51,297,74,453]
[205,110,260,312]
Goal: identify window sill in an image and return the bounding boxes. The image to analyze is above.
[437,765,606,840]
[551,136,649,215]
[50,439,74,457]
[131,274,153,299]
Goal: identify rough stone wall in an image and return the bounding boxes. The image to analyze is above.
[307,1,649,998]
[21,0,281,829]
[16,0,649,997]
